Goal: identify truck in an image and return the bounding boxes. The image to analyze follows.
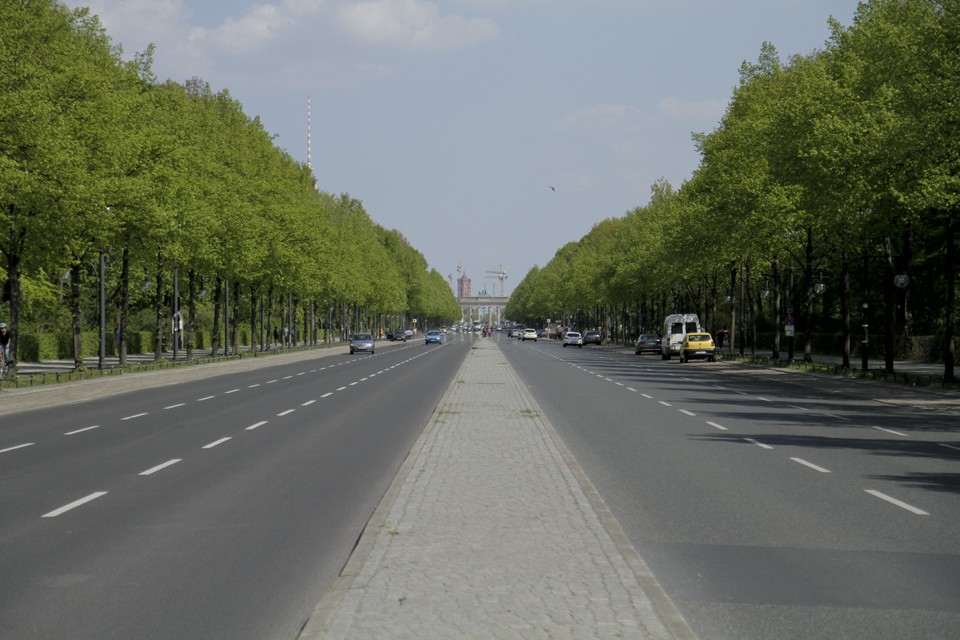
[661,313,701,360]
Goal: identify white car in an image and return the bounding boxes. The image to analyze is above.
[521,328,538,342]
[562,331,583,347]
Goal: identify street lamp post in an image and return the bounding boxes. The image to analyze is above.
[98,250,106,371]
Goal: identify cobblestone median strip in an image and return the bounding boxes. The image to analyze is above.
[301,340,694,639]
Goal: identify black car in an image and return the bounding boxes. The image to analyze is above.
[582,331,603,345]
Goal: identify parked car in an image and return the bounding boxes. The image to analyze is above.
[349,333,375,354]
[680,332,717,363]
[634,334,661,355]
[425,330,442,345]
[562,331,583,347]
[522,328,538,342]
[583,331,603,345]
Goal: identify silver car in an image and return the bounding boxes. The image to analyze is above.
[349,333,375,354]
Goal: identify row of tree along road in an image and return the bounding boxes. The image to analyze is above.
[506,0,960,382]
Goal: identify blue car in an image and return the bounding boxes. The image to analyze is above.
[425,330,442,345]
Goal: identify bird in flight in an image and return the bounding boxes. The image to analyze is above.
[547,186,556,191]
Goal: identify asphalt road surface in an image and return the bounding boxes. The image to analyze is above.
[0,336,471,640]
[499,333,960,640]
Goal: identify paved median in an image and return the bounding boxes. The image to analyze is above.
[300,338,694,639]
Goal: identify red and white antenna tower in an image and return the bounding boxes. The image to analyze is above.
[307,95,312,171]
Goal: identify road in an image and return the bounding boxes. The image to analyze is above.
[499,333,960,640]
[0,335,472,640]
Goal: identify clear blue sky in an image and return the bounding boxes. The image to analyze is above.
[66,0,862,297]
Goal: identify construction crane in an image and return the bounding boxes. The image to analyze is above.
[485,265,507,297]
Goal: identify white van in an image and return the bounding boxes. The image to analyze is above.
[661,313,701,360]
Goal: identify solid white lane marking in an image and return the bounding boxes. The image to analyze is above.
[679,409,696,416]
[790,457,831,473]
[42,492,108,518]
[225,388,240,394]
[65,426,100,435]
[873,426,908,437]
[321,392,333,398]
[302,400,316,406]
[658,401,672,407]
[707,421,728,431]
[164,403,186,410]
[203,437,232,449]
[197,395,215,402]
[246,421,268,430]
[139,459,182,476]
[1,443,34,454]
[122,413,148,421]
[277,409,295,417]
[745,438,773,450]
[865,490,929,515]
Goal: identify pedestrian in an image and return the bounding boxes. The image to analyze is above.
[0,322,10,364]
[717,328,726,349]
[273,326,280,347]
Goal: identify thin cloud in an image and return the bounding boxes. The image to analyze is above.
[339,0,500,50]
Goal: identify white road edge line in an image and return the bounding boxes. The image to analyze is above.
[790,457,831,473]
[865,489,929,515]
[1,443,34,454]
[203,437,232,449]
[140,459,182,476]
[42,492,108,518]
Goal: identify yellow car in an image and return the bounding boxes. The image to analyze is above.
[680,332,717,363]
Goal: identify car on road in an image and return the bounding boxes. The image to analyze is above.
[562,331,583,347]
[349,333,375,354]
[582,331,603,345]
[521,328,538,342]
[680,332,717,363]
[634,334,661,355]
[425,330,442,345]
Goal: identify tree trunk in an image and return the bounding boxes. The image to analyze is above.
[883,236,895,374]
[119,244,130,366]
[70,262,84,370]
[153,255,165,361]
[772,260,781,360]
[945,210,956,381]
[803,227,814,363]
[841,249,851,370]
[187,270,197,360]
[209,276,223,357]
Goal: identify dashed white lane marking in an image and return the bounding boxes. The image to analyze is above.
[297,372,306,376]
[873,426,908,437]
[679,409,696,416]
[757,396,772,402]
[139,459,182,476]
[197,396,215,402]
[336,386,347,391]
[246,421,268,430]
[349,381,359,386]
[164,403,186,410]
[790,457,831,473]
[745,438,773,450]
[42,492,108,518]
[865,490,929,515]
[65,426,100,435]
[1,443,34,454]
[302,400,316,406]
[202,437,232,449]
[122,413,148,421]
[658,401,672,407]
[283,376,293,380]
[277,409,295,417]
[321,392,333,398]
[248,384,261,388]
[225,389,240,394]
[707,421,728,431]
[641,393,653,399]
[266,380,278,384]
[627,387,637,392]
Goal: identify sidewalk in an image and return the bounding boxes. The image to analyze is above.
[299,338,694,639]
